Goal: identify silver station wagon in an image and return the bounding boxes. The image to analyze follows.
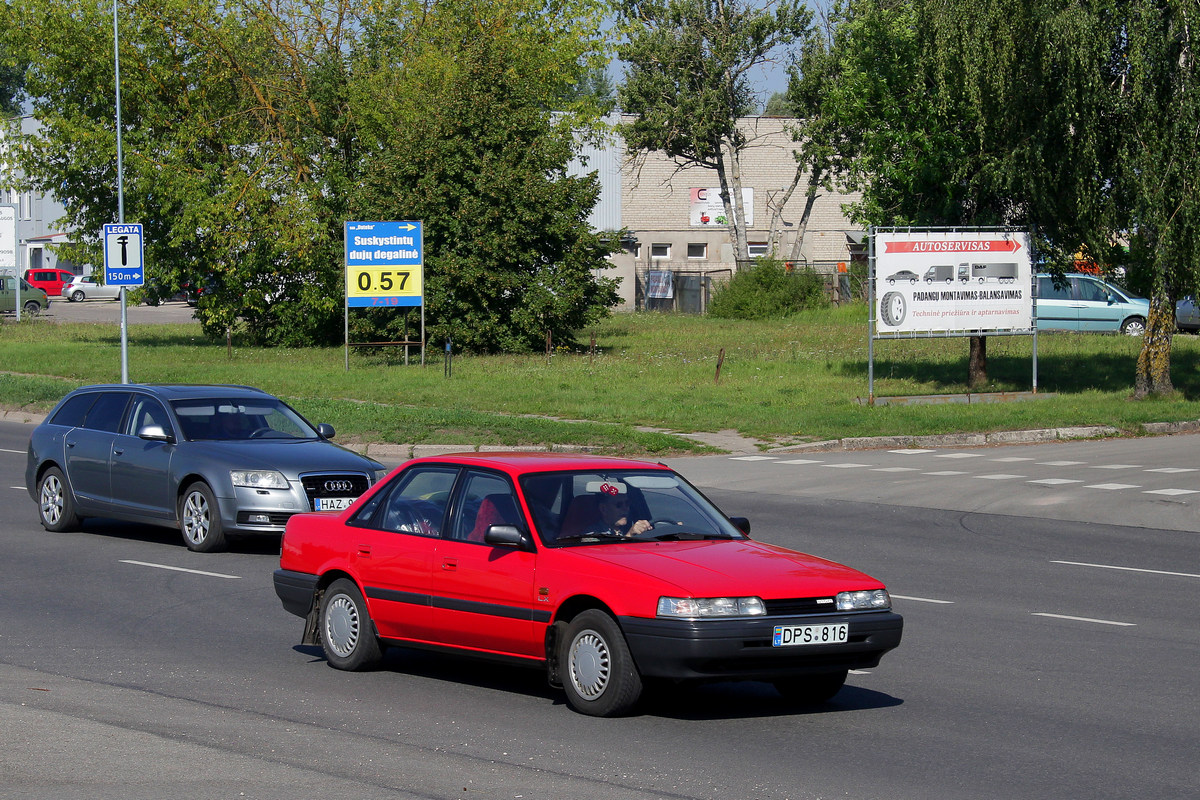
[26,384,387,552]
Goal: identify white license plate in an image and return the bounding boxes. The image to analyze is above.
[314,497,355,511]
[772,623,848,647]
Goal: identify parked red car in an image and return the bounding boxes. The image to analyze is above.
[274,453,903,716]
[24,268,75,297]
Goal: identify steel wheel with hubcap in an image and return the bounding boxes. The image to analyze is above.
[179,481,227,552]
[38,466,79,532]
[559,609,642,717]
[319,578,382,670]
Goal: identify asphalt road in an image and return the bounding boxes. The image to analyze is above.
[2,420,1197,800]
[25,297,198,325]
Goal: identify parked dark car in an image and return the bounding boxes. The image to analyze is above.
[1,275,50,316]
[26,384,387,552]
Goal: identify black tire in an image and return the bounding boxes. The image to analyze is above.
[773,670,848,705]
[558,609,643,717]
[71,290,85,302]
[1121,317,1146,336]
[179,481,227,552]
[879,291,907,327]
[37,466,79,532]
[319,578,383,670]
[23,300,41,316]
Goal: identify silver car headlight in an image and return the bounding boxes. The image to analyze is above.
[836,589,891,611]
[657,596,767,618]
[230,470,290,490]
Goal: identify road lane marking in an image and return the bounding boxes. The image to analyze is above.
[937,453,983,459]
[975,473,1025,480]
[922,470,967,476]
[1,447,26,454]
[730,455,777,461]
[775,458,824,465]
[1145,467,1197,473]
[1090,464,1142,470]
[1031,613,1136,627]
[1028,478,1082,485]
[1084,483,1141,490]
[1051,560,1200,579]
[872,466,920,472]
[1039,460,1085,466]
[822,463,871,469]
[991,457,1034,462]
[889,449,934,454]
[119,560,241,579]
[1144,488,1199,496]
[891,594,954,604]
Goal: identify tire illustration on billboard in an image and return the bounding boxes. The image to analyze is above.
[880,291,907,327]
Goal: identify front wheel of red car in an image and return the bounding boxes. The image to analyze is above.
[319,579,383,671]
[559,610,643,717]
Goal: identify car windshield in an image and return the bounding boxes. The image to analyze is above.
[170,398,319,441]
[520,469,747,546]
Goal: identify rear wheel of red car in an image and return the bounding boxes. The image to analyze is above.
[319,579,382,671]
[179,481,227,552]
[37,466,79,532]
[559,609,643,717]
[773,670,848,705]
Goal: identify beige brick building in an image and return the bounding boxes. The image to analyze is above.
[577,115,865,310]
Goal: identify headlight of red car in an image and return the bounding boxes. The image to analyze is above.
[836,589,891,611]
[656,597,767,618]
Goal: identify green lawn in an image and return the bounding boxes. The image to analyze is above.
[4,304,1200,454]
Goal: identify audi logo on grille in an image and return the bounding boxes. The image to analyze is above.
[324,480,354,493]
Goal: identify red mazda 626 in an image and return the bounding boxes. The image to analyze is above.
[274,453,903,716]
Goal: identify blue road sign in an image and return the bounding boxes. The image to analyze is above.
[103,223,145,286]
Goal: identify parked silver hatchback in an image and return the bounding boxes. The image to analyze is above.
[26,384,387,552]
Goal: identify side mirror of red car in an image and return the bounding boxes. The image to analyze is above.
[728,516,751,536]
[484,525,531,549]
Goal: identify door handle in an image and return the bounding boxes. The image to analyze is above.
[113,448,124,456]
[441,558,457,571]
[357,544,370,557]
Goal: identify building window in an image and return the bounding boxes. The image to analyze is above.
[748,242,770,258]
[651,243,671,259]
[686,243,707,259]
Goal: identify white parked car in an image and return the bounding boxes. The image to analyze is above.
[62,275,122,302]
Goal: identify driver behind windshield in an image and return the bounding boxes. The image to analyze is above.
[587,483,651,539]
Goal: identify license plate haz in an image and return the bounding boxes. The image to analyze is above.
[314,497,354,511]
[772,623,849,647]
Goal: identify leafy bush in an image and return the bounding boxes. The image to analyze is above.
[707,260,829,319]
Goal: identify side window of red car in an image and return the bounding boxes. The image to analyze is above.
[352,466,458,536]
[450,471,521,543]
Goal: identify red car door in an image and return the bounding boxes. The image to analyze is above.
[428,471,542,659]
[353,466,458,644]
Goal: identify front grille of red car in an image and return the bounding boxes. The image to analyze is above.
[763,597,840,616]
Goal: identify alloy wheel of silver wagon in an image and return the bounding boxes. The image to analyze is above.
[179,482,226,552]
[40,474,64,526]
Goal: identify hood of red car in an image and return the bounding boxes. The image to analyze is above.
[562,539,884,598]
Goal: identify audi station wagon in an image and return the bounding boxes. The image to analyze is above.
[27,384,387,552]
[274,453,903,716]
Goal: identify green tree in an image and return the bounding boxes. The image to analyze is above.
[2,0,618,351]
[346,0,620,353]
[616,0,811,269]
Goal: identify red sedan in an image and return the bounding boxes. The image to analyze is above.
[274,453,903,716]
